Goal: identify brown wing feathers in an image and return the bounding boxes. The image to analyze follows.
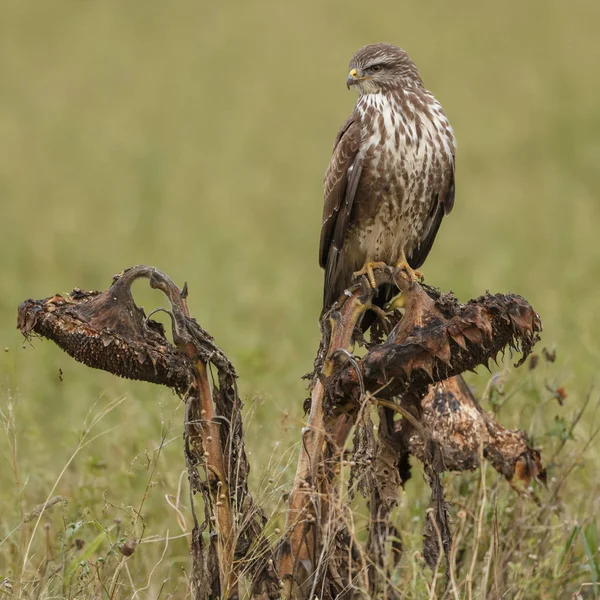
[320,114,362,308]
[407,165,455,269]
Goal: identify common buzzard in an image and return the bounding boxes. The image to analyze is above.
[320,43,456,318]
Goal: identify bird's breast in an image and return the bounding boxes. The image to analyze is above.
[348,90,454,262]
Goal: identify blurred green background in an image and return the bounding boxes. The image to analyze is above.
[1,0,599,597]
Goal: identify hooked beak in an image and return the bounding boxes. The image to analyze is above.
[346,68,360,89]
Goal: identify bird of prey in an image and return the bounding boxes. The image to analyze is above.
[320,43,456,319]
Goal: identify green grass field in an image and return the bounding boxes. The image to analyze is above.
[1,1,599,598]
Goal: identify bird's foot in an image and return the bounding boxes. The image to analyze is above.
[394,260,423,284]
[353,262,389,289]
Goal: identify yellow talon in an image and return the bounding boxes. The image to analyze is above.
[394,259,423,283]
[353,261,388,289]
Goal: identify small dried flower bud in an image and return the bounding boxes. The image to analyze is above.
[119,539,139,557]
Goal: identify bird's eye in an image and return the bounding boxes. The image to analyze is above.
[371,65,383,73]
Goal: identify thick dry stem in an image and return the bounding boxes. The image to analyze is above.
[191,360,237,596]
[279,286,371,598]
[278,379,325,596]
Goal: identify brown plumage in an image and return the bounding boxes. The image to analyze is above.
[320,43,456,316]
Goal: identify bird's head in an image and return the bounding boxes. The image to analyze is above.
[346,43,423,94]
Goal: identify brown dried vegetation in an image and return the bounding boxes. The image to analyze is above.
[18,264,544,599]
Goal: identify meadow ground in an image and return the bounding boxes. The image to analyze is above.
[0,1,599,598]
